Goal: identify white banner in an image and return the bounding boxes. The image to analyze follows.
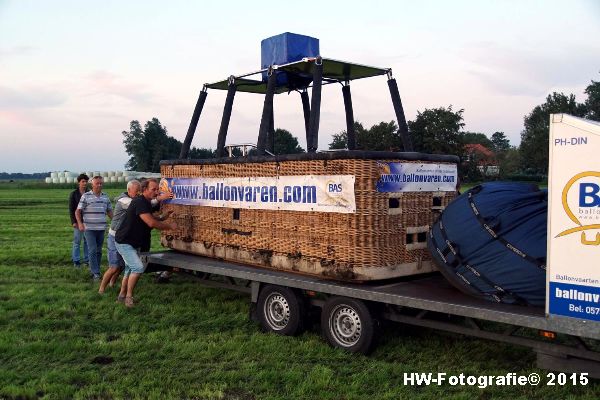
[376,162,458,192]
[547,114,600,322]
[159,175,356,213]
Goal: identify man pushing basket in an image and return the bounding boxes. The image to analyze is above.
[115,178,177,307]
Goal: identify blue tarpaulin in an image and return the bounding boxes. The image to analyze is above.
[427,182,547,306]
[261,32,319,68]
[261,32,319,87]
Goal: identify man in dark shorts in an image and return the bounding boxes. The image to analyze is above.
[115,179,177,307]
[98,179,141,294]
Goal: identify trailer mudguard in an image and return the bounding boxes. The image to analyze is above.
[427,182,547,306]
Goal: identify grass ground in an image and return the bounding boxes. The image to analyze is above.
[0,184,597,399]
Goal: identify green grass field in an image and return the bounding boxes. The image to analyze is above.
[0,184,597,399]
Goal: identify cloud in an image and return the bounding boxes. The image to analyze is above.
[85,71,155,104]
[0,45,36,59]
[0,85,67,108]
[462,42,600,97]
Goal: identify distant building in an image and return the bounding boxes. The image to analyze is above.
[464,143,499,176]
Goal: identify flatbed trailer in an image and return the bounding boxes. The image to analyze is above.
[143,250,600,378]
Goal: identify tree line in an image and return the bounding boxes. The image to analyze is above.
[123,76,599,178]
[122,119,303,172]
[0,172,50,180]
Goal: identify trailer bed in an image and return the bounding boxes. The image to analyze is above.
[143,251,600,341]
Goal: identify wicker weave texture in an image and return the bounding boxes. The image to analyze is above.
[160,158,456,280]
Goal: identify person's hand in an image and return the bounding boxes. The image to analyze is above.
[78,222,85,232]
[157,190,174,202]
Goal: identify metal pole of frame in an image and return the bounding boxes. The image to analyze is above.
[300,89,310,142]
[387,72,413,151]
[307,57,323,152]
[216,76,237,158]
[342,83,356,150]
[267,110,275,154]
[179,86,208,159]
[257,66,277,154]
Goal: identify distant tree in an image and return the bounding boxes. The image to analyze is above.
[188,147,215,159]
[488,131,512,177]
[499,146,521,177]
[519,93,586,173]
[328,122,367,150]
[363,121,402,151]
[0,172,50,180]
[123,120,148,171]
[123,118,214,172]
[463,155,483,183]
[328,121,400,151]
[409,106,465,156]
[329,131,348,150]
[584,78,600,121]
[463,132,493,148]
[490,131,510,154]
[274,128,304,154]
[146,119,180,171]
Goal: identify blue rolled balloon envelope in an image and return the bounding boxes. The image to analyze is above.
[427,182,547,306]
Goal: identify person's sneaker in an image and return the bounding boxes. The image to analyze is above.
[73,262,81,268]
[92,274,101,281]
[124,297,135,308]
[116,295,126,303]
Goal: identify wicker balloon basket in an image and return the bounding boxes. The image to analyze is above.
[159,152,458,282]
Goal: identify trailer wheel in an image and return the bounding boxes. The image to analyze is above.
[321,297,375,354]
[257,285,305,336]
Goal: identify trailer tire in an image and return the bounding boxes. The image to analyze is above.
[321,297,375,354]
[257,285,305,336]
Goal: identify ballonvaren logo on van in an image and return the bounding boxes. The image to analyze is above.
[556,171,600,245]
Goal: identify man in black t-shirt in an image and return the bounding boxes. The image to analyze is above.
[115,179,177,307]
[69,173,89,267]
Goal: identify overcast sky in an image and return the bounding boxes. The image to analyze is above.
[1,0,599,173]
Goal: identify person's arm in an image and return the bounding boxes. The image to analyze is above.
[106,196,113,219]
[152,193,174,220]
[68,192,77,226]
[139,213,177,231]
[75,209,85,231]
[76,195,86,231]
[156,191,174,202]
[155,210,174,221]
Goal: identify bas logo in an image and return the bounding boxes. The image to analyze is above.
[556,171,600,245]
[328,183,342,193]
